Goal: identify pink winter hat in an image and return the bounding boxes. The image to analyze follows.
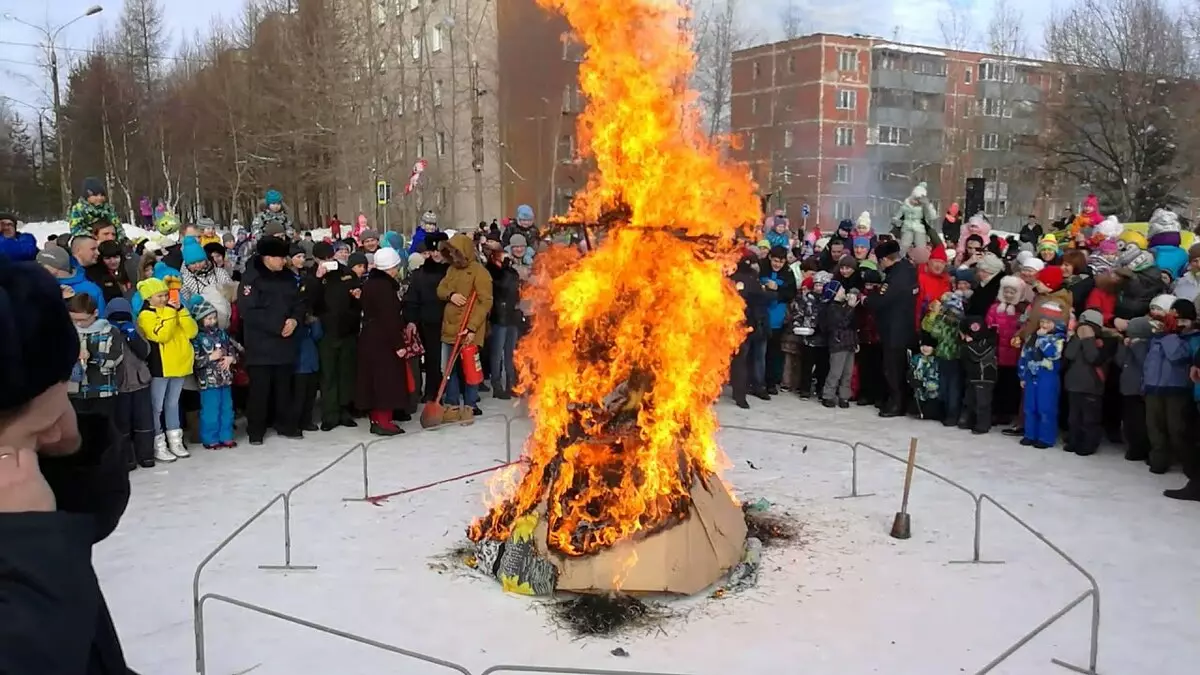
[1098,238,1118,255]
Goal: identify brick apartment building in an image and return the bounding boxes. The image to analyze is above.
[730,33,1079,233]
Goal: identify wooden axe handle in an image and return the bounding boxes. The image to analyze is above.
[900,437,918,515]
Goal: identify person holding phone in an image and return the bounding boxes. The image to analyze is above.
[310,242,362,431]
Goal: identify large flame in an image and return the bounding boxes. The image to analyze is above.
[467,0,759,556]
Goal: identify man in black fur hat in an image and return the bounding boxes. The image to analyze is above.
[0,256,132,672]
[867,239,919,417]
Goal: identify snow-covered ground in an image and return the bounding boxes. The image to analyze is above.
[21,221,158,248]
[96,397,1200,674]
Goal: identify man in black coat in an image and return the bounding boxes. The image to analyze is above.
[311,242,362,430]
[238,236,305,444]
[485,243,523,399]
[867,240,918,416]
[0,257,133,674]
[403,232,450,402]
[730,254,771,408]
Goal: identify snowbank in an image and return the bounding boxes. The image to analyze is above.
[20,221,160,248]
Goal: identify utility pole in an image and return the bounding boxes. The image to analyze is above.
[470,58,485,224]
[4,5,105,215]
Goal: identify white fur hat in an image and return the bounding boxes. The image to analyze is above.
[1016,250,1034,267]
[1000,275,1026,293]
[1148,209,1181,238]
[1151,294,1179,313]
[856,211,872,229]
[911,182,928,199]
[1095,215,1123,239]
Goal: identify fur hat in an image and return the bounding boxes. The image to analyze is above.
[97,240,122,260]
[1036,265,1064,291]
[976,252,1004,277]
[374,247,402,271]
[1078,309,1104,330]
[312,242,334,260]
[874,240,901,260]
[1173,298,1197,321]
[997,276,1025,315]
[182,236,207,265]
[1150,294,1178,314]
[360,229,380,242]
[0,259,79,413]
[262,221,287,238]
[203,242,227,259]
[256,236,290,259]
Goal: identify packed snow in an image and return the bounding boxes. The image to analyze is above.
[96,397,1200,674]
[871,44,947,58]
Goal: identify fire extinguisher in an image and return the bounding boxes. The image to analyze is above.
[460,342,485,386]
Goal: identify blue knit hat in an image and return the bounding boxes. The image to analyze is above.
[852,236,870,249]
[821,279,843,303]
[516,204,534,220]
[187,295,217,321]
[264,189,283,206]
[181,236,207,265]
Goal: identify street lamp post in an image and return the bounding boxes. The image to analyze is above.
[4,5,104,215]
[439,15,486,225]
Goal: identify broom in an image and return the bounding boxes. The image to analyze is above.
[420,292,477,428]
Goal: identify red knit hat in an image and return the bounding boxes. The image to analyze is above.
[1039,299,1068,326]
[1036,265,1064,291]
[929,243,948,262]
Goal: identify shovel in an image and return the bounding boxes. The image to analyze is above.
[420,292,477,429]
[890,437,919,540]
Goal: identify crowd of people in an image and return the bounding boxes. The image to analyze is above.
[731,186,1200,503]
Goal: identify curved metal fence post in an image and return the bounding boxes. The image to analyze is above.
[480,665,696,675]
[198,593,473,675]
[949,494,1004,565]
[975,589,1094,674]
[193,494,284,674]
[719,424,871,499]
[505,413,515,463]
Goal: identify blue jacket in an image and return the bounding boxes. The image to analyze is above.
[1152,245,1188,281]
[759,270,789,331]
[1143,332,1192,393]
[1017,329,1065,381]
[192,326,238,390]
[63,259,106,315]
[295,318,324,375]
[408,228,428,254]
[0,231,38,261]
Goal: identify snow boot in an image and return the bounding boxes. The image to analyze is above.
[441,406,461,424]
[1163,480,1200,502]
[153,434,175,463]
[167,429,190,458]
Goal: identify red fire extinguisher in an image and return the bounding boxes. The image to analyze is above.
[460,342,484,386]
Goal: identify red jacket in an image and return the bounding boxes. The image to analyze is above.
[1085,286,1117,327]
[916,265,951,324]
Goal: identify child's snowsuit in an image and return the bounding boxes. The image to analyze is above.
[961,321,999,433]
[909,354,941,420]
[790,289,827,397]
[192,324,238,447]
[1019,328,1066,446]
[1062,333,1113,455]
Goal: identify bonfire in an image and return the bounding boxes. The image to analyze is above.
[467,0,759,596]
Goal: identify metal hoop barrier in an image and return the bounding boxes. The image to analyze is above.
[197,593,472,675]
[480,666,694,675]
[719,425,874,499]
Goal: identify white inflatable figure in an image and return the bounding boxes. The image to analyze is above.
[891,181,938,251]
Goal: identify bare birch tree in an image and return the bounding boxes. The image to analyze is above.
[692,0,751,139]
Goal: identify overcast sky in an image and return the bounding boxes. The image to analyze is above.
[0,0,1053,123]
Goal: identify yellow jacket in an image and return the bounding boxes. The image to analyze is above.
[137,305,198,377]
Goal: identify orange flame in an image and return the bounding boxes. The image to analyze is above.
[468,0,759,556]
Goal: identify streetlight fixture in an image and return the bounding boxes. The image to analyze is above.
[4,4,105,214]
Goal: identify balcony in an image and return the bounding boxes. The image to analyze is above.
[870,69,947,95]
[973,114,1040,136]
[978,80,1041,102]
[872,107,944,129]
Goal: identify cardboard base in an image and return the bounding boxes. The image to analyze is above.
[532,478,748,595]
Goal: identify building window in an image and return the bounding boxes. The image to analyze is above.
[979,62,1015,83]
[874,53,899,71]
[838,50,857,72]
[835,127,853,146]
[836,89,856,110]
[979,133,1000,150]
[562,84,578,113]
[787,54,795,73]
[834,163,852,184]
[981,98,1004,117]
[990,200,1008,217]
[912,58,947,76]
[558,134,576,162]
[751,97,758,115]
[753,61,761,79]
[433,80,443,107]
[877,125,909,145]
[411,36,420,60]
[436,131,447,156]
[784,129,794,148]
[562,33,584,62]
[834,200,852,220]
[964,66,972,84]
[416,135,425,158]
[431,24,444,52]
[749,132,757,151]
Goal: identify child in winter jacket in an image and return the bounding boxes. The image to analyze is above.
[959,316,999,434]
[190,297,240,449]
[1142,306,1194,474]
[105,297,156,469]
[137,276,198,462]
[66,293,124,414]
[988,276,1027,424]
[1116,317,1153,462]
[818,281,859,407]
[922,292,965,426]
[293,314,325,432]
[854,265,885,406]
[1167,299,1200,500]
[1062,309,1113,456]
[910,332,942,420]
[790,270,829,398]
[1019,299,1067,448]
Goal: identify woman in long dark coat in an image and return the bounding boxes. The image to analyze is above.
[355,248,410,436]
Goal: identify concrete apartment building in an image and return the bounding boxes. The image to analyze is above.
[730,33,1071,233]
[333,0,583,231]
